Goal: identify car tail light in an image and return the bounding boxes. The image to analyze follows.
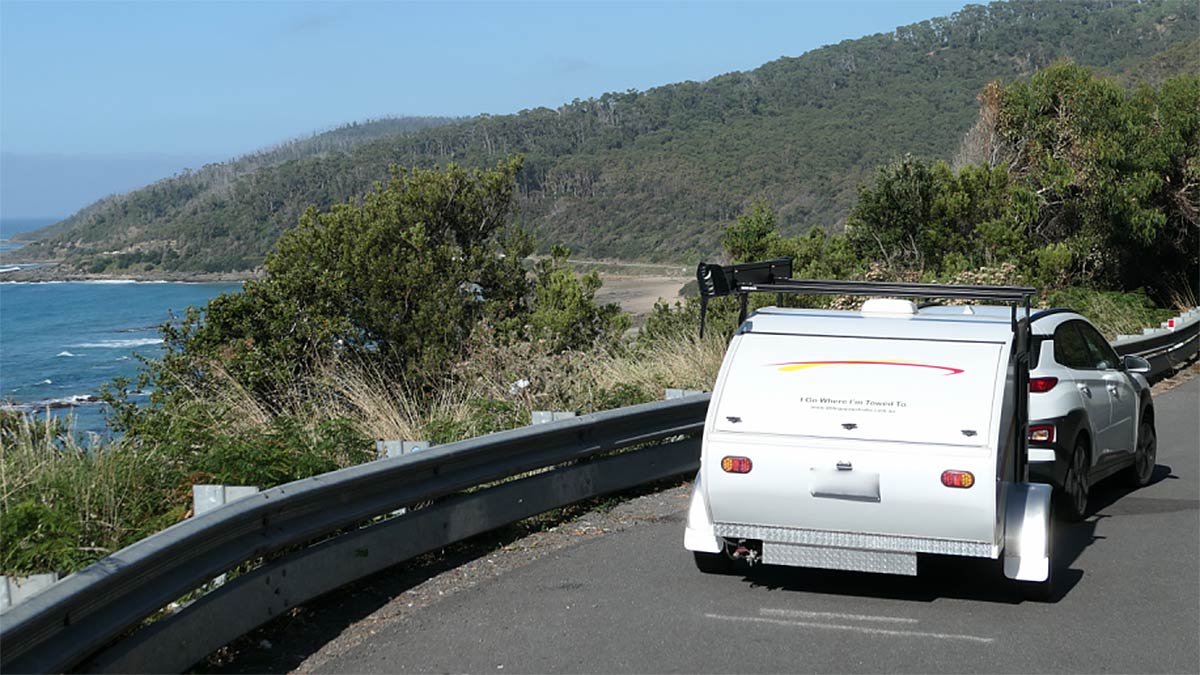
[1028,424,1055,444]
[941,470,975,488]
[721,456,752,474]
[1029,377,1058,393]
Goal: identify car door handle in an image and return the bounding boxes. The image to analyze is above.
[1077,383,1091,396]
[1107,383,1119,395]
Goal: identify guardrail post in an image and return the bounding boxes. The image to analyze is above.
[375,441,432,515]
[0,574,60,613]
[532,411,576,425]
[375,440,430,460]
[192,485,260,587]
[193,485,260,516]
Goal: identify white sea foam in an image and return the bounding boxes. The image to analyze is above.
[1,395,101,412]
[39,379,52,385]
[41,394,102,408]
[87,279,171,285]
[75,338,163,348]
[56,351,77,357]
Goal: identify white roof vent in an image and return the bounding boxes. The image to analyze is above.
[861,298,918,315]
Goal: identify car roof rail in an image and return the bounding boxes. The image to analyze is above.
[1029,307,1077,322]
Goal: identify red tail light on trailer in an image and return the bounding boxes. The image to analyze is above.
[721,456,753,474]
[941,470,975,488]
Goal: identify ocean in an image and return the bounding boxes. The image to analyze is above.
[0,280,242,436]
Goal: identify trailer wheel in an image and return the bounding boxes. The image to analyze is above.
[693,550,735,575]
[1058,439,1090,521]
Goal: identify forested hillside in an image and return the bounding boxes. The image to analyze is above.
[19,0,1197,273]
[17,115,458,246]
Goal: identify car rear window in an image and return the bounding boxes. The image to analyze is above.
[713,333,1005,447]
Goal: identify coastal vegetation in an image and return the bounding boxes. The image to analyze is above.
[3,48,1197,578]
[13,0,1196,273]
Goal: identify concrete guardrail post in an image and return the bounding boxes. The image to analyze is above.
[192,485,260,587]
[0,574,60,614]
[532,411,576,425]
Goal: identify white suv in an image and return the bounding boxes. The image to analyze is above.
[923,306,1157,520]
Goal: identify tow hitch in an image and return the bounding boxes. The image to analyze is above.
[731,540,762,565]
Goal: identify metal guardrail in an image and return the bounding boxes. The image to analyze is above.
[1112,308,1200,379]
[1,307,1195,674]
[0,396,708,674]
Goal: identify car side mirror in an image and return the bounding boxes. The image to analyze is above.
[1122,354,1151,374]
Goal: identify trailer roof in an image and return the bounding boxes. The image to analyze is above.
[744,305,1018,342]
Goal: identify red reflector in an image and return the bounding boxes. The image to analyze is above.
[721,456,753,474]
[1029,377,1058,393]
[1029,424,1055,444]
[941,470,975,488]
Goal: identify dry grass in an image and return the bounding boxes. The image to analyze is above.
[592,334,727,395]
[256,327,729,446]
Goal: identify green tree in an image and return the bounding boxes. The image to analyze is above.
[722,199,778,262]
[150,158,531,405]
[526,245,630,351]
[997,62,1199,296]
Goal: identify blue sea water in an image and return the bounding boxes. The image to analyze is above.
[0,281,242,436]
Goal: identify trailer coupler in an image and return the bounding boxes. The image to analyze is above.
[731,540,762,565]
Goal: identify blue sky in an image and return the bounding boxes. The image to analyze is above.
[1,0,970,219]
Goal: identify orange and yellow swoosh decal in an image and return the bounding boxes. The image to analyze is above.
[772,360,964,375]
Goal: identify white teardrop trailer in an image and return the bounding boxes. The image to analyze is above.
[683,258,1054,598]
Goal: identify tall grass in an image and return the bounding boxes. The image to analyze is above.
[0,412,186,574]
[1043,287,1176,338]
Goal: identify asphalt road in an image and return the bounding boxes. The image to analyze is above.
[314,378,1199,674]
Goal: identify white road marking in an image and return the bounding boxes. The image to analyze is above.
[760,608,919,624]
[705,613,994,644]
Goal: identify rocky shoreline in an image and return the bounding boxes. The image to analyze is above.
[0,261,259,283]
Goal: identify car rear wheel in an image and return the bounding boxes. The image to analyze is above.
[1124,417,1156,487]
[1058,440,1090,521]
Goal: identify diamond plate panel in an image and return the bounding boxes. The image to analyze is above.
[714,523,994,558]
[762,543,917,575]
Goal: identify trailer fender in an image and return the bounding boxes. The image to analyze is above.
[1003,481,1052,582]
[684,472,723,553]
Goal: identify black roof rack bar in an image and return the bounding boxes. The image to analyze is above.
[696,260,1034,304]
[696,259,1037,338]
[741,279,1036,303]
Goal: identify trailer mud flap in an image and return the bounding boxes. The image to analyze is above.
[684,472,723,553]
[1003,482,1052,582]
